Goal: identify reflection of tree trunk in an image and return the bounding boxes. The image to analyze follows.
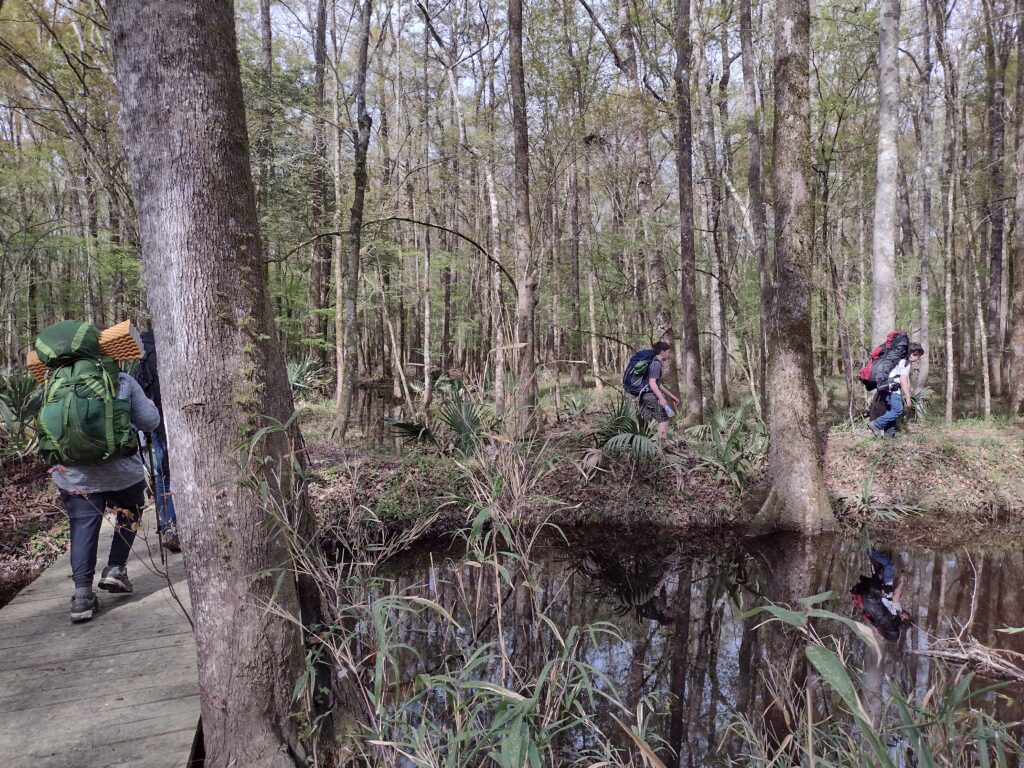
[752,534,830,750]
[735,592,760,718]
[666,562,693,768]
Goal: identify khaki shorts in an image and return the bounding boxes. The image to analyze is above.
[638,392,670,423]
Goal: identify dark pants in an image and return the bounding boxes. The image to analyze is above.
[151,431,177,532]
[59,482,146,590]
[868,548,896,586]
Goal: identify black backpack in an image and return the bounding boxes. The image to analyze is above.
[622,349,657,396]
[133,330,162,414]
[869,331,909,390]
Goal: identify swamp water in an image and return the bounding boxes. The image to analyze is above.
[347,531,1024,765]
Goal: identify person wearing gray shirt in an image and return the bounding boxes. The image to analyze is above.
[54,373,160,622]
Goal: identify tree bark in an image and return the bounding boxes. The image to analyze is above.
[983,0,1010,397]
[307,0,329,363]
[740,0,769,417]
[1009,0,1024,416]
[759,0,835,532]
[916,0,933,390]
[510,0,537,437]
[107,2,312,765]
[870,0,900,346]
[675,0,703,425]
[255,0,273,218]
[336,0,373,437]
[695,23,728,407]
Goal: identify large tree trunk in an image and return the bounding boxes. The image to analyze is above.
[510,0,537,437]
[740,0,769,416]
[870,0,900,346]
[675,0,703,425]
[107,2,312,765]
[1009,0,1024,416]
[758,0,835,532]
[336,0,373,437]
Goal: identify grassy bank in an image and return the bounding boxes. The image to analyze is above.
[304,403,1024,546]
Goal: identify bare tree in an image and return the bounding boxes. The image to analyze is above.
[740,0,769,416]
[759,0,836,532]
[871,0,900,346]
[1010,0,1024,416]
[675,0,703,425]
[107,1,314,764]
[307,0,330,363]
[336,0,373,438]
[510,0,537,437]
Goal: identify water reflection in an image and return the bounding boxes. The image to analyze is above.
[373,532,1024,764]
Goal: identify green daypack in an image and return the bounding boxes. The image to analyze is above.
[34,321,139,465]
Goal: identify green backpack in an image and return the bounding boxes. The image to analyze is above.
[35,320,139,464]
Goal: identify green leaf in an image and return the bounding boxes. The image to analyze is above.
[742,603,808,629]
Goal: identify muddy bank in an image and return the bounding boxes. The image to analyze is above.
[309,423,1024,545]
[0,458,66,608]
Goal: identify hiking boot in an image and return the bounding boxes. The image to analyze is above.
[70,593,99,623]
[98,565,133,594]
[868,422,883,438]
[161,528,181,553]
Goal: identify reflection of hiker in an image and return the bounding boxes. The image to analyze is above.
[850,548,910,642]
[34,321,160,623]
[577,550,679,625]
[869,342,924,438]
[623,342,680,439]
[133,330,180,552]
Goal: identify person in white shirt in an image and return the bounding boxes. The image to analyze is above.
[869,343,924,438]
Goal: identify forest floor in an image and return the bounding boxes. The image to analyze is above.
[1,419,1021,607]
[0,457,66,608]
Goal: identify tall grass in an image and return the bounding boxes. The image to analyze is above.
[727,593,1024,767]
[251,420,666,766]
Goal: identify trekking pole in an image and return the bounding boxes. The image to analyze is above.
[141,431,166,566]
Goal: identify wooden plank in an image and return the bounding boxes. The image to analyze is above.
[0,519,199,767]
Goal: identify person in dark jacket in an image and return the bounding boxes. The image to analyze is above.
[134,330,180,552]
[850,548,910,642]
[53,373,160,622]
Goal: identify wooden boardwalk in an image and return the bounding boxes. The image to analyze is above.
[0,517,198,768]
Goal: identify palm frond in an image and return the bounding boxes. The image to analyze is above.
[385,417,438,446]
[602,432,660,463]
[438,393,485,455]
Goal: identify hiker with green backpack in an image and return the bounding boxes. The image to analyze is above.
[34,320,160,623]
